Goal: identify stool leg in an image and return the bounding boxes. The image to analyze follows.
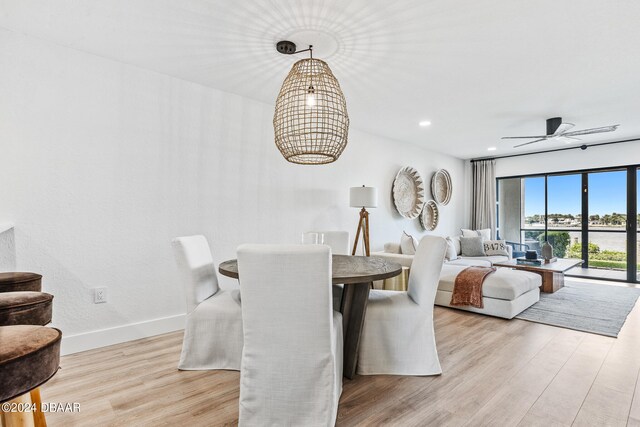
[2,393,35,427]
[29,389,46,427]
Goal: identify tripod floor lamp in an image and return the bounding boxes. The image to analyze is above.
[350,186,378,256]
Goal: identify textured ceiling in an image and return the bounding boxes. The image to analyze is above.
[1,0,639,159]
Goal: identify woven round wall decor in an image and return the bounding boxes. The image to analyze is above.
[392,166,426,219]
[431,169,452,205]
[420,200,439,231]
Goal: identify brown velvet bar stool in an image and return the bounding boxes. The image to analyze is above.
[0,325,62,427]
[0,273,43,293]
[0,293,53,327]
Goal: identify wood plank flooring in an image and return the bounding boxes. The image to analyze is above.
[41,295,640,426]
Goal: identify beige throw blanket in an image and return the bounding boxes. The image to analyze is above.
[450,266,496,308]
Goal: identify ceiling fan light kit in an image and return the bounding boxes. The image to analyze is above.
[501,117,620,148]
[273,40,349,165]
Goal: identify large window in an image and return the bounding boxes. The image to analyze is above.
[587,171,627,274]
[497,165,639,283]
[548,174,581,231]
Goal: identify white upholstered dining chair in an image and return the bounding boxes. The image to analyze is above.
[303,231,350,309]
[357,235,447,376]
[237,244,343,426]
[171,235,243,370]
[302,230,350,255]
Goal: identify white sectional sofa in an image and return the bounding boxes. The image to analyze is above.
[373,239,540,319]
[435,264,540,319]
[375,242,513,268]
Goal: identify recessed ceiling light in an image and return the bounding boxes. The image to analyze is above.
[418,120,431,127]
[487,147,497,151]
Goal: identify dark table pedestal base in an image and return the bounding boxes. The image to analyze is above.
[340,282,371,379]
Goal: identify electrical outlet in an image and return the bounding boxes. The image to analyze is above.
[94,287,107,304]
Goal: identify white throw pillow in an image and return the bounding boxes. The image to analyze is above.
[450,235,462,255]
[400,231,418,255]
[484,240,509,256]
[461,228,491,241]
[445,237,458,261]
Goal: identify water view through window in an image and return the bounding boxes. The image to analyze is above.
[587,171,627,275]
[498,166,639,282]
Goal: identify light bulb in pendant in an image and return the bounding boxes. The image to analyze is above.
[306,85,316,107]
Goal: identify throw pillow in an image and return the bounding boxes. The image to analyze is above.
[461,228,491,241]
[445,237,458,261]
[483,240,509,256]
[460,236,485,257]
[450,235,462,255]
[400,231,418,255]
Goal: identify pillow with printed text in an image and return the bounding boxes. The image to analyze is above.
[483,240,509,257]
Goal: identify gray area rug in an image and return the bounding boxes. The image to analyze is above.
[515,281,640,337]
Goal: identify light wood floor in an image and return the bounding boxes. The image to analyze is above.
[42,296,640,426]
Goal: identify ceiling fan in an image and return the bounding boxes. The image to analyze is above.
[502,117,620,148]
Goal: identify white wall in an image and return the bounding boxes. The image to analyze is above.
[495,142,640,177]
[0,29,467,353]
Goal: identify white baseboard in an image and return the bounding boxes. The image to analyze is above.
[59,314,186,356]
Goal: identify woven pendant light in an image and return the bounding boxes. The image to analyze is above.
[274,49,349,165]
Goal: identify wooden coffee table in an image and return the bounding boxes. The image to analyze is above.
[492,258,584,293]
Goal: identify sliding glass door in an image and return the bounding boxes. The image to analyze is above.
[586,170,627,280]
[547,174,581,259]
[497,165,639,283]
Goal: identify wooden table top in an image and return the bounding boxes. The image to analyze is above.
[219,254,402,284]
[493,258,584,273]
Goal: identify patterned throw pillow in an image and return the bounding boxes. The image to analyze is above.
[460,236,485,257]
[400,231,418,255]
[483,240,509,256]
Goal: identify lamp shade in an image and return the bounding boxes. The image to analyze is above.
[274,58,349,165]
[350,186,378,208]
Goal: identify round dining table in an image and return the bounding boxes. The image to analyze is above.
[219,254,402,379]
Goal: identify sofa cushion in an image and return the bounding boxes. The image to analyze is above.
[447,255,509,267]
[400,232,418,255]
[460,236,485,257]
[439,264,541,301]
[383,243,402,254]
[480,255,510,264]
[372,252,414,268]
[446,258,492,267]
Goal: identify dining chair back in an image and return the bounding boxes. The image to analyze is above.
[302,231,350,255]
[408,235,448,306]
[356,235,448,376]
[237,244,343,426]
[320,231,350,255]
[171,235,243,370]
[172,235,219,313]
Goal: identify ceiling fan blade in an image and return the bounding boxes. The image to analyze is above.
[564,125,620,137]
[513,138,547,148]
[553,122,575,136]
[501,135,548,140]
[556,136,581,143]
